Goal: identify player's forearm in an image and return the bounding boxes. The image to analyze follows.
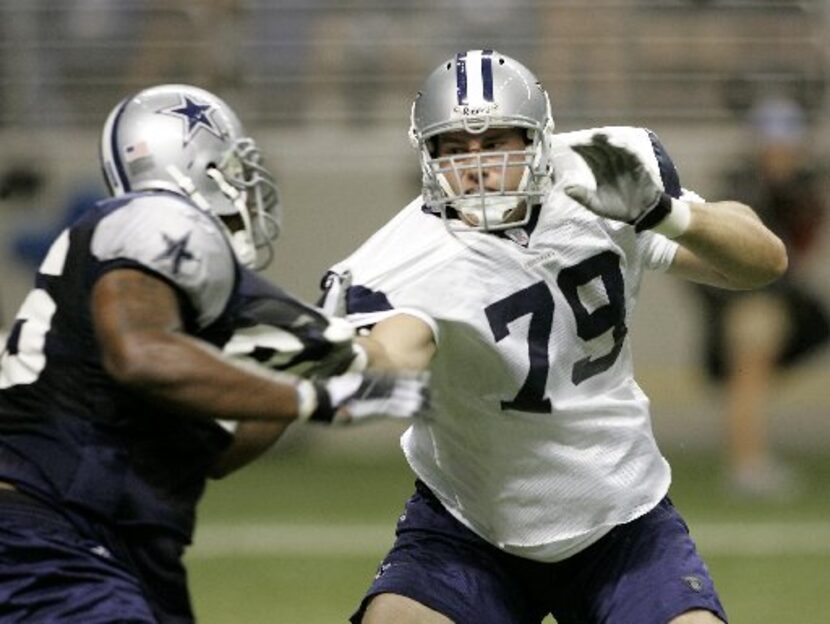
[105,330,429,428]
[676,200,788,289]
[104,330,304,424]
[92,268,304,424]
[208,420,291,479]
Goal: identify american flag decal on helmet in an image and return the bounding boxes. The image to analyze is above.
[125,141,150,163]
[455,50,495,106]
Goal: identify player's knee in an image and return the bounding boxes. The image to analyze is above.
[724,294,789,358]
[668,608,725,624]
[362,593,453,624]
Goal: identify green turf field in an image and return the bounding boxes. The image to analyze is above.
[188,448,830,623]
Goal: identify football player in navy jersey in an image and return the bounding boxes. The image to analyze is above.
[0,84,429,623]
[320,51,788,624]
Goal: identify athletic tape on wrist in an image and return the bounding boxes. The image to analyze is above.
[634,193,691,239]
[652,197,691,239]
[295,379,319,421]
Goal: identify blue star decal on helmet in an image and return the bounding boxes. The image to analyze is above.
[158,95,224,146]
[154,231,197,275]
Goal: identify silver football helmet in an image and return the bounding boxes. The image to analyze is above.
[100,84,281,270]
[409,50,554,231]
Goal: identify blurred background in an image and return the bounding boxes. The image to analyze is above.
[1,1,829,622]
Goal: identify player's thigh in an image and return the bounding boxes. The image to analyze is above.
[670,609,725,624]
[572,498,728,624]
[350,482,543,624]
[0,491,156,623]
[363,593,453,624]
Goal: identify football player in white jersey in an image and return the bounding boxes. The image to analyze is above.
[321,51,787,624]
[0,85,428,623]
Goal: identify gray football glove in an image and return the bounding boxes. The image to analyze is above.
[299,370,430,425]
[564,133,676,233]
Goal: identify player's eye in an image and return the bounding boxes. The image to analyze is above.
[440,145,466,156]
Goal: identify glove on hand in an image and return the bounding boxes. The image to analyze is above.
[298,370,430,424]
[564,133,690,238]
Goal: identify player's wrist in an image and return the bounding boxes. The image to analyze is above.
[295,379,330,423]
[653,196,692,239]
[635,192,691,239]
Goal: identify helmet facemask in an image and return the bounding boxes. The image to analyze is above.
[168,137,280,271]
[207,138,281,271]
[420,126,551,231]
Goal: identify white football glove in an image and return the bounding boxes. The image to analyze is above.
[296,370,430,425]
[564,133,691,238]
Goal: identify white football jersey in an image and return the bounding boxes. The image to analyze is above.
[328,127,684,561]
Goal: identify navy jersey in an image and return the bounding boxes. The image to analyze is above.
[0,191,353,542]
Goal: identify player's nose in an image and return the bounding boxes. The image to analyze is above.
[460,166,489,193]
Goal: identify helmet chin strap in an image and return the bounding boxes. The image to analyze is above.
[205,167,261,269]
[230,229,256,266]
[166,164,210,211]
[163,164,265,270]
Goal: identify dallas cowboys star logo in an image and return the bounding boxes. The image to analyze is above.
[154,232,197,275]
[158,95,224,146]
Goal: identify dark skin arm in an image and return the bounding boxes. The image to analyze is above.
[208,420,289,479]
[91,268,298,476]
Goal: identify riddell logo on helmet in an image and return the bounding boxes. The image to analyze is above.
[454,104,499,116]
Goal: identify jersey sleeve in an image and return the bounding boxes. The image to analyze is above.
[90,193,235,328]
[639,231,678,272]
[323,200,443,345]
[320,273,440,343]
